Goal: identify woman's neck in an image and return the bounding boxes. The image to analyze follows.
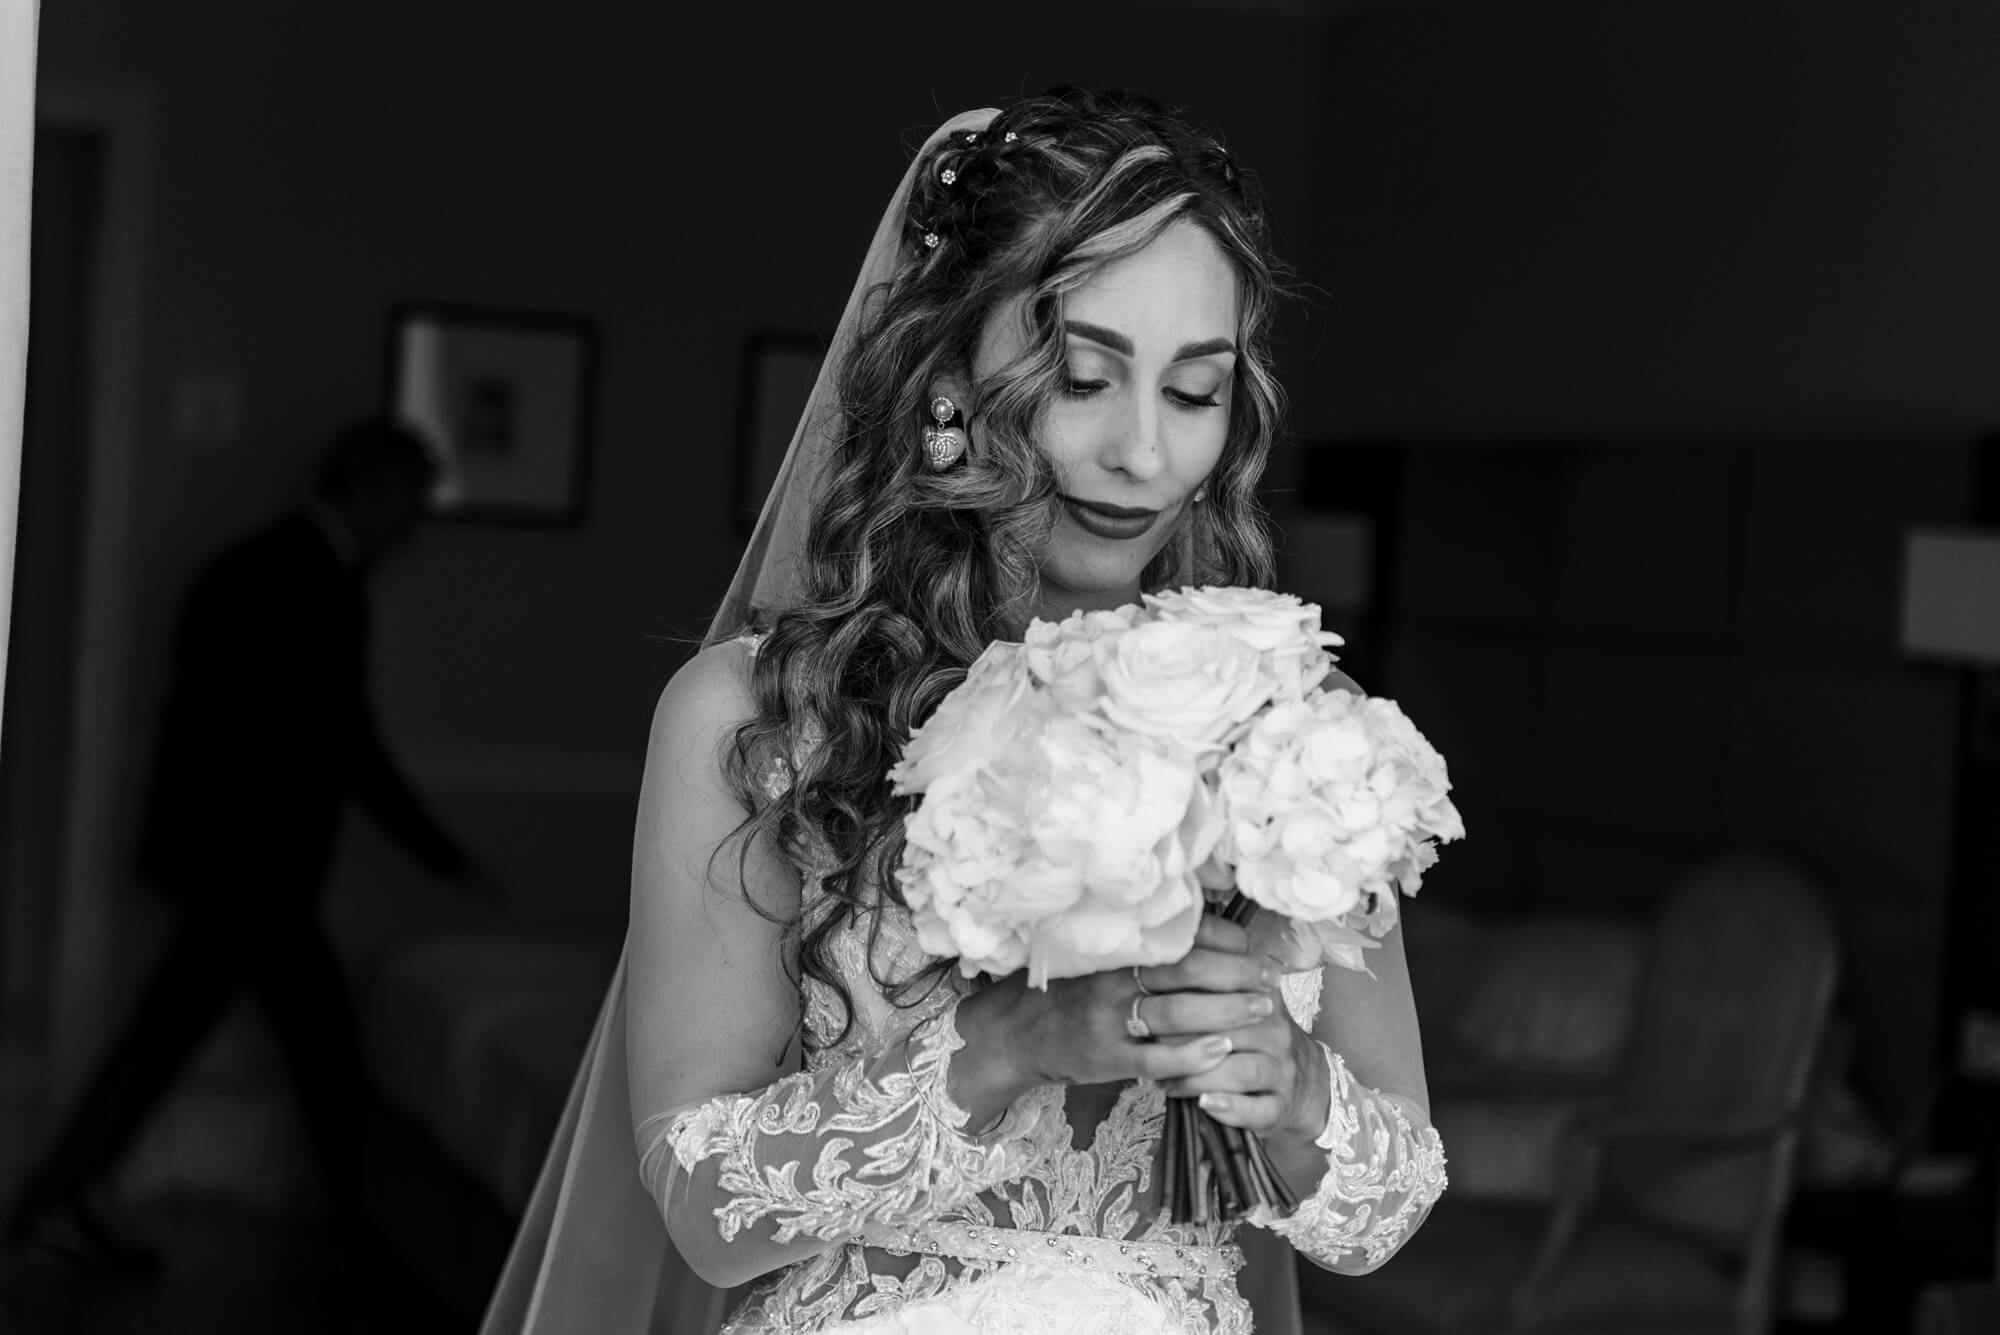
[1033,579,1143,626]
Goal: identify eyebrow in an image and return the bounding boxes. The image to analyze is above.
[1064,320,1237,364]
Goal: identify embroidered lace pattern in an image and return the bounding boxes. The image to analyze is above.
[1247,1044,1449,1272]
[645,1003,1041,1246]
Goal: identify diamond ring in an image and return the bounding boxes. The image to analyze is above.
[1126,993,1152,1041]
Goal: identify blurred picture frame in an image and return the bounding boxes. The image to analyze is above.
[735,329,828,533]
[385,302,598,527]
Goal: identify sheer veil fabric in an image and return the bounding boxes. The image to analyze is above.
[478,107,1304,1335]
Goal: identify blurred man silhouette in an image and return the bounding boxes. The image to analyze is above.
[5,418,503,1275]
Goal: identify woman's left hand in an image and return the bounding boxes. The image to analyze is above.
[1158,914,1325,1140]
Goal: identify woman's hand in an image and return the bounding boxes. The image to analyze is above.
[949,917,1279,1125]
[1159,915,1328,1142]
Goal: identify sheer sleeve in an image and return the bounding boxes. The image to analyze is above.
[1249,1042,1448,1274]
[635,996,1040,1271]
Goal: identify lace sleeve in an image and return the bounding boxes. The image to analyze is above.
[1249,1043,1448,1274]
[635,996,1039,1268]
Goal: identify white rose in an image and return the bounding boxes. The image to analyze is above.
[1014,719,1212,986]
[1146,586,1321,648]
[900,763,1043,978]
[890,641,1047,795]
[1023,605,1141,711]
[1094,621,1280,749]
[1024,886,1203,988]
[1027,720,1195,901]
[1145,586,1343,698]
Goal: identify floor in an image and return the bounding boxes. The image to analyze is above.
[0,1198,472,1335]
[0,1018,471,1335]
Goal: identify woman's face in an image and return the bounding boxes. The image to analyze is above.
[973,218,1241,619]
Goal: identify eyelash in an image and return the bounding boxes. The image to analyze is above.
[1063,378,1222,411]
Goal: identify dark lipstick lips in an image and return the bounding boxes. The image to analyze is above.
[1066,498,1157,518]
[1062,496,1161,539]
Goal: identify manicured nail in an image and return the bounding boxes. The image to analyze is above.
[1199,1093,1233,1113]
[1202,1036,1233,1060]
[1248,995,1274,1017]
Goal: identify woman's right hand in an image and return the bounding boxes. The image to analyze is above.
[948,916,1280,1126]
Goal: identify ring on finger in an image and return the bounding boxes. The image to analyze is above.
[1125,993,1152,1041]
[1132,966,1154,997]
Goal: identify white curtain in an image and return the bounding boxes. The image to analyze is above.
[0,0,40,740]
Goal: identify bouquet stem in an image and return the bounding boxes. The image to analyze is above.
[1160,892,1301,1224]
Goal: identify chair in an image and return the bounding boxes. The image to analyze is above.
[1304,854,1840,1335]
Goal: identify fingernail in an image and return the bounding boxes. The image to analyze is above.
[1199,1093,1233,1113]
[1248,995,1274,1017]
[1202,1036,1233,1060]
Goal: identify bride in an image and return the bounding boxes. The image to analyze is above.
[482,88,1445,1335]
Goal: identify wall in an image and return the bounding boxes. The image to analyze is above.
[1290,0,2000,437]
[1278,0,2000,1128]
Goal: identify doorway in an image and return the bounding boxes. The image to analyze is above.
[0,122,102,1080]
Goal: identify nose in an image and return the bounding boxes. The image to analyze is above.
[1096,390,1165,484]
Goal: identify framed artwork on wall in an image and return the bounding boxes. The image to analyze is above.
[385,302,598,527]
[735,329,828,533]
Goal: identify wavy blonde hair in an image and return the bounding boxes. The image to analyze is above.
[720,86,1291,1048]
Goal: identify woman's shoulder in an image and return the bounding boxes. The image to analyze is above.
[648,635,763,760]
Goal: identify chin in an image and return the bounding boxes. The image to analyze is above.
[1035,514,1181,609]
[1039,554,1158,609]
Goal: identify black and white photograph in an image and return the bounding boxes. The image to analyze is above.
[1,4,1997,1335]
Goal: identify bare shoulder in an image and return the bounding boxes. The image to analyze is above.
[632,635,792,917]
[649,638,759,753]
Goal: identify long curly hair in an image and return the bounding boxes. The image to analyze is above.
[720,86,1291,1050]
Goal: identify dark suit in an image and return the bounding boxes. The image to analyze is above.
[138,510,465,902]
[24,511,465,1222]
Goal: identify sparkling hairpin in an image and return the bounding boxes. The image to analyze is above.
[940,168,957,185]
[922,231,939,249]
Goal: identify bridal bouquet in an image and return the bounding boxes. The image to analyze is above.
[889,586,1464,1221]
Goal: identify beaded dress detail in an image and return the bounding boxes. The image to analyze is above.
[634,636,1446,1334]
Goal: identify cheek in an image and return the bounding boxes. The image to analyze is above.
[1034,407,1095,478]
[1176,412,1231,482]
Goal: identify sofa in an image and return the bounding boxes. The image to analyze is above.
[1400,903,1651,1204]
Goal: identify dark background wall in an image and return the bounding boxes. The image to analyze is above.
[22,0,1997,1157]
[1293,1,2000,436]
[1277,0,2000,1130]
[30,0,1326,1001]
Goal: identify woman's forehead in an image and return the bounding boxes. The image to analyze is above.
[976,221,1240,368]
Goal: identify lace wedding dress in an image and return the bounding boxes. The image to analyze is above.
[633,643,1447,1335]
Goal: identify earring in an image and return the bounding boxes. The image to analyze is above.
[1192,484,1209,504]
[923,395,968,470]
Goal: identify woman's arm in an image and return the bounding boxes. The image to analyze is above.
[1165,917,1446,1275]
[626,642,1037,1288]
[1259,923,1446,1274]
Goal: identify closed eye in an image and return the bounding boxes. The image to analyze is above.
[1068,379,1221,410]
